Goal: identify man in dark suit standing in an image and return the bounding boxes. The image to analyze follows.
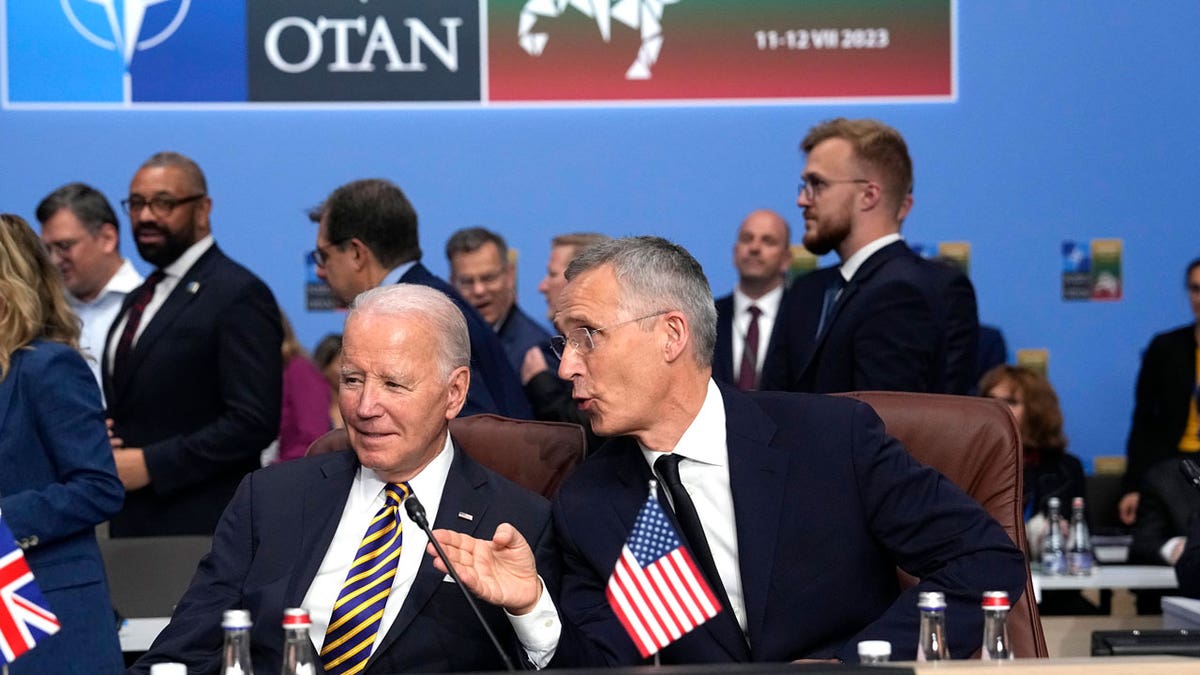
[430,236,1025,664]
[130,284,557,674]
[309,179,531,419]
[713,209,791,390]
[445,226,550,374]
[762,118,978,394]
[104,152,282,537]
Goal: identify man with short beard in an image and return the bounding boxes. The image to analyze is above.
[762,118,978,395]
[103,151,282,537]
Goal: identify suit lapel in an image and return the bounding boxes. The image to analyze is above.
[285,451,359,605]
[798,243,909,381]
[113,247,221,397]
[366,444,491,669]
[720,385,789,654]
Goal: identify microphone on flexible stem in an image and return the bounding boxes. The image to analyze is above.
[1180,458,1200,492]
[404,495,515,672]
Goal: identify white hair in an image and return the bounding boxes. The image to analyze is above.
[348,284,470,379]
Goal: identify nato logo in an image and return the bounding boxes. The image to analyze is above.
[5,0,247,105]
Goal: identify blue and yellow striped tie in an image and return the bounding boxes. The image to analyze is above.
[321,482,411,675]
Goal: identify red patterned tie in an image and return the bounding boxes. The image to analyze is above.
[112,270,166,380]
[737,305,761,391]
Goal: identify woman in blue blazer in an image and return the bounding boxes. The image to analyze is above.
[0,214,125,674]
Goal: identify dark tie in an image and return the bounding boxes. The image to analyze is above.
[112,270,166,380]
[322,482,411,675]
[736,305,762,391]
[654,454,725,604]
[814,275,846,339]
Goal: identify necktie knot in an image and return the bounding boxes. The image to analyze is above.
[654,453,684,488]
[384,482,411,508]
[747,304,762,319]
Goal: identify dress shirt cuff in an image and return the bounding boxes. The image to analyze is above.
[1162,536,1187,564]
[507,577,561,669]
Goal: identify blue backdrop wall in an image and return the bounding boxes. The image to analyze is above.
[2,2,1198,471]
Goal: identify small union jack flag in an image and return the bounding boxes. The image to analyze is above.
[606,490,721,658]
[0,514,60,664]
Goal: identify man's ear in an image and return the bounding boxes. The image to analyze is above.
[444,366,470,419]
[662,312,691,364]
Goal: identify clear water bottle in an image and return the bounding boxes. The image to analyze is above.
[980,591,1014,660]
[280,608,316,675]
[1066,496,1095,576]
[916,591,949,661]
[1040,497,1067,575]
[221,609,254,675]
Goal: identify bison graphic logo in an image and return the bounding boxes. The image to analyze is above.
[518,0,681,79]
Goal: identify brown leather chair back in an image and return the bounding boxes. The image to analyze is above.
[835,391,1048,658]
[305,414,586,499]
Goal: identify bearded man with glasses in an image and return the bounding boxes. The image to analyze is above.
[102,151,283,538]
[762,118,979,396]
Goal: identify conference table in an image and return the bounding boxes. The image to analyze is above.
[1032,564,1178,601]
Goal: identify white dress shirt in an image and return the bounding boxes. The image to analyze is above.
[730,284,784,382]
[302,433,451,653]
[69,258,142,398]
[639,379,747,634]
[105,235,215,376]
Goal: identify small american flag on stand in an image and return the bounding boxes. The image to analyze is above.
[606,484,721,658]
[0,513,60,665]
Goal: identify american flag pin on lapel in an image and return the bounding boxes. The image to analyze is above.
[457,512,473,521]
[187,282,201,294]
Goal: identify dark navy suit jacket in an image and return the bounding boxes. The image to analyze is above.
[103,244,282,537]
[1,341,124,674]
[497,304,552,374]
[763,242,978,394]
[1125,324,1197,493]
[130,445,555,674]
[549,384,1025,665]
[712,291,786,388]
[398,263,532,419]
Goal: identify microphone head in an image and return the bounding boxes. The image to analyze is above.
[1180,458,1200,490]
[404,494,429,528]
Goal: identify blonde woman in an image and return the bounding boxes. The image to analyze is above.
[0,214,124,673]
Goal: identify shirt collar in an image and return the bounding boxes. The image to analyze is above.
[732,283,784,321]
[163,235,216,279]
[357,430,454,512]
[68,258,143,307]
[839,233,903,282]
[381,260,418,287]
[640,378,727,470]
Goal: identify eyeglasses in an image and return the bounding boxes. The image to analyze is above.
[452,269,506,290]
[797,176,869,200]
[45,238,82,256]
[121,194,205,218]
[549,311,669,358]
[309,241,346,268]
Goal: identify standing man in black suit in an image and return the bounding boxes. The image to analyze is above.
[445,226,550,374]
[309,179,531,419]
[130,284,557,674]
[103,152,282,537]
[713,209,791,390]
[429,236,1024,664]
[762,118,978,394]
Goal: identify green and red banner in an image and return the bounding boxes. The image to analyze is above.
[488,0,954,103]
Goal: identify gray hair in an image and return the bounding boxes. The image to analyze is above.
[35,183,121,238]
[348,284,470,379]
[565,236,716,367]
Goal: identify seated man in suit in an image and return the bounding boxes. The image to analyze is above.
[131,284,557,674]
[430,236,1026,664]
[713,208,791,391]
[445,226,550,373]
[309,179,530,419]
[762,118,978,394]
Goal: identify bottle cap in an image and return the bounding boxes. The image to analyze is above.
[1047,496,1061,508]
[917,591,946,610]
[982,591,1010,609]
[150,664,187,675]
[1072,496,1085,508]
[283,607,312,628]
[857,640,891,658]
[222,609,252,629]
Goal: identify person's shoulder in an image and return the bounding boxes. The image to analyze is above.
[198,245,275,294]
[1148,324,1195,349]
[11,339,86,374]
